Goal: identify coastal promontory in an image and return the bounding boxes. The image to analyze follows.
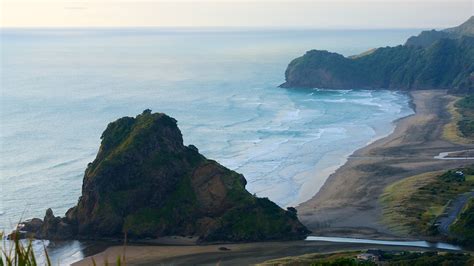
[14,110,310,242]
[281,17,474,92]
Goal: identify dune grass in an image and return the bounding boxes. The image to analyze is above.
[1,232,125,266]
[1,232,50,266]
[443,95,474,144]
[258,250,474,266]
[380,169,474,236]
[257,251,368,266]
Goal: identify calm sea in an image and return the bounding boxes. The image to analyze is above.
[0,28,417,240]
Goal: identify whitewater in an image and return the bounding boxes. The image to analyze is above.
[0,28,417,233]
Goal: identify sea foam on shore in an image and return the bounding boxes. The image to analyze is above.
[1,28,416,232]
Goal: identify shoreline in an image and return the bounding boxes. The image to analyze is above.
[293,91,414,207]
[70,90,474,265]
[297,90,474,239]
[295,92,416,209]
[72,239,464,266]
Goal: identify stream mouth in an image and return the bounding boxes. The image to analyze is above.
[434,150,474,160]
[305,236,462,251]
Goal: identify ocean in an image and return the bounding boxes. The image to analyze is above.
[0,28,417,241]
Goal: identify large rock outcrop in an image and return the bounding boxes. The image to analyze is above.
[281,17,474,92]
[13,110,309,242]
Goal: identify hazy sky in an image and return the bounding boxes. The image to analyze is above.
[1,0,472,28]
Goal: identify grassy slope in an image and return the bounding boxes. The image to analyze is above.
[382,95,474,238]
[443,95,474,144]
[456,96,474,138]
[258,250,474,266]
[257,251,369,266]
[450,198,474,246]
[380,170,474,236]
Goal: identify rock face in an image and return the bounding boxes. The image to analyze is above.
[281,17,474,92]
[14,110,309,242]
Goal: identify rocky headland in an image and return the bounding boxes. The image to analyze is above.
[281,16,474,92]
[12,110,309,242]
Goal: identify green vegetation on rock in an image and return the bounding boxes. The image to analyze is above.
[15,110,309,242]
[456,95,474,138]
[281,17,474,92]
[450,198,474,246]
[381,168,474,236]
[206,197,300,241]
[405,16,474,47]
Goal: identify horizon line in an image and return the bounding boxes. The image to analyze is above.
[0,25,432,31]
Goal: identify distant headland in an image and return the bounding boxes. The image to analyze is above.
[281,16,474,92]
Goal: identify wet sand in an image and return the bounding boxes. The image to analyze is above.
[72,240,456,266]
[297,90,474,239]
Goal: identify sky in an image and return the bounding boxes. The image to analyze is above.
[1,0,473,28]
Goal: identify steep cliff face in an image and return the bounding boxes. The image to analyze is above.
[14,110,309,242]
[281,36,474,92]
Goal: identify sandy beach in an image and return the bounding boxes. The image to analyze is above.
[73,240,455,266]
[73,90,474,265]
[298,90,474,238]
